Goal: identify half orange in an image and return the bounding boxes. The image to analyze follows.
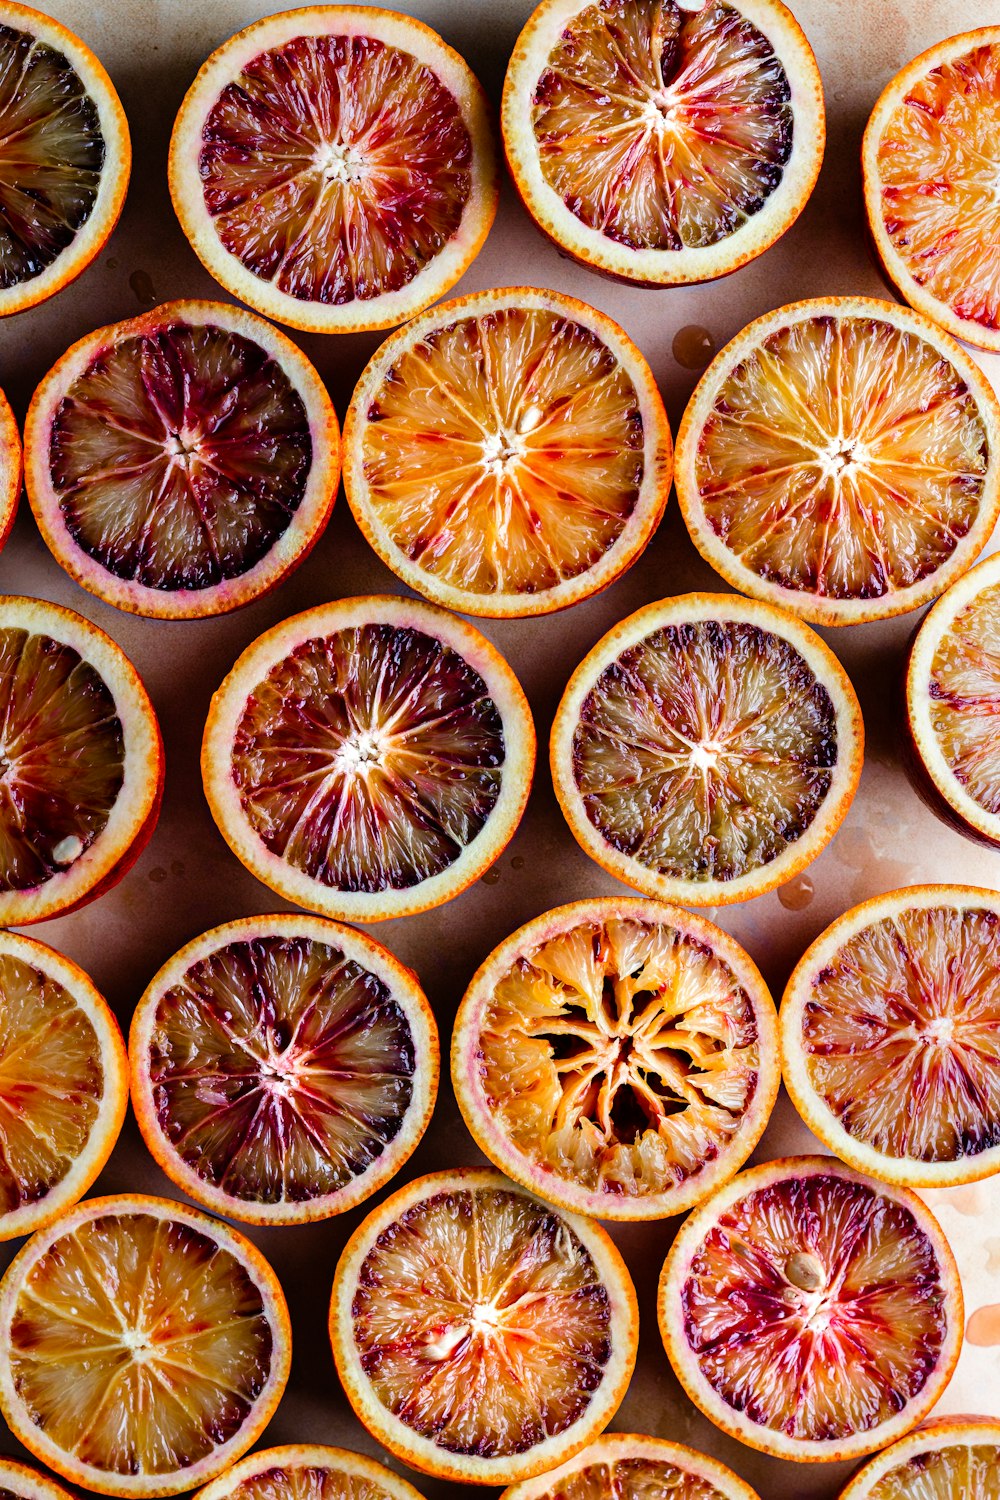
[499,1435,761,1500]
[838,1418,1000,1498]
[195,1446,429,1500]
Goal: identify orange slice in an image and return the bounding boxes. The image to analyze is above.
[0,384,21,552]
[203,595,535,923]
[658,1156,963,1463]
[195,1445,429,1500]
[452,897,779,1220]
[838,1418,1000,1499]
[550,593,863,906]
[330,1168,638,1485]
[343,286,672,617]
[25,300,340,619]
[675,296,1000,625]
[129,913,438,1224]
[863,29,1000,354]
[0,2,129,315]
[499,1434,761,1500]
[169,6,497,334]
[780,885,1000,1188]
[502,0,824,286]
[0,1459,75,1500]
[0,595,162,925]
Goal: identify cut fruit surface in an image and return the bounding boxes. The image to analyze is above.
[499,1434,761,1500]
[0,595,162,925]
[330,1168,638,1484]
[675,297,1000,625]
[0,385,21,553]
[130,913,438,1224]
[0,1459,75,1500]
[781,885,1000,1188]
[550,593,863,906]
[195,1445,429,1500]
[838,1418,1000,1499]
[0,1194,290,1496]
[502,0,824,286]
[863,29,1000,353]
[452,898,779,1220]
[343,287,672,617]
[203,596,534,923]
[169,6,498,334]
[25,301,340,619]
[658,1156,963,1463]
[0,2,129,315]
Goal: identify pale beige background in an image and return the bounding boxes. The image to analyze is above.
[0,0,999,1495]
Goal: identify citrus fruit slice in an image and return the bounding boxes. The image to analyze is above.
[658,1155,963,1463]
[499,1434,761,1500]
[0,384,21,552]
[0,2,129,316]
[838,1418,1000,1499]
[780,885,1000,1188]
[343,286,672,618]
[203,595,534,923]
[452,897,779,1220]
[863,30,1000,354]
[0,1194,291,1497]
[169,6,497,335]
[675,296,1000,626]
[0,1458,75,1500]
[502,0,824,287]
[0,595,162,925]
[330,1167,638,1485]
[129,913,438,1224]
[195,1445,428,1500]
[906,551,1000,847]
[0,930,127,1239]
[550,593,863,907]
[24,300,340,620]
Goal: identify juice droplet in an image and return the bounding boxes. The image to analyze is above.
[966,1303,1000,1346]
[673,324,716,370]
[129,268,156,304]
[511,855,525,870]
[778,874,815,911]
[481,868,501,886]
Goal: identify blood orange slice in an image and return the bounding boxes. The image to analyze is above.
[658,1156,963,1463]
[0,1459,75,1500]
[343,286,672,617]
[202,596,534,923]
[863,30,1000,354]
[24,301,339,619]
[0,385,21,553]
[0,595,162,926]
[331,1168,637,1484]
[502,0,824,287]
[169,7,498,335]
[499,1434,761,1500]
[195,1446,428,1500]
[675,296,1000,625]
[452,898,779,1220]
[129,913,438,1224]
[780,885,1000,1188]
[838,1418,1000,1499]
[550,593,863,906]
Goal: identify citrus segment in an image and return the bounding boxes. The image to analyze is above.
[452,898,779,1220]
[169,7,498,333]
[0,1459,76,1500]
[675,297,1000,624]
[658,1157,963,1462]
[838,1419,1000,1499]
[0,1196,290,1497]
[499,1435,761,1500]
[195,1445,429,1500]
[330,1169,638,1484]
[25,301,339,619]
[130,914,438,1224]
[344,287,672,617]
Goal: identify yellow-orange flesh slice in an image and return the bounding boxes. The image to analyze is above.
[194,1445,429,1500]
[499,1434,762,1500]
[838,1420,1000,1499]
[453,899,779,1219]
[675,298,1000,625]
[344,288,672,617]
[330,1169,637,1484]
[0,1196,290,1497]
[658,1157,963,1463]
[864,30,1000,352]
[781,887,1000,1187]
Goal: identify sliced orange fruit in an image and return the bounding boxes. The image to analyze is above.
[863,29,1000,354]
[169,6,498,334]
[0,2,129,315]
[330,1167,638,1485]
[499,1434,761,1500]
[129,913,438,1224]
[838,1417,1000,1499]
[906,550,1000,847]
[658,1156,964,1463]
[452,897,779,1220]
[0,1459,75,1500]
[24,300,340,620]
[0,595,162,925]
[0,384,21,551]
[502,0,824,286]
[675,296,1000,625]
[780,885,1000,1188]
[195,1445,428,1500]
[550,593,863,907]
[343,286,672,617]
[0,1194,291,1497]
[203,595,535,923]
